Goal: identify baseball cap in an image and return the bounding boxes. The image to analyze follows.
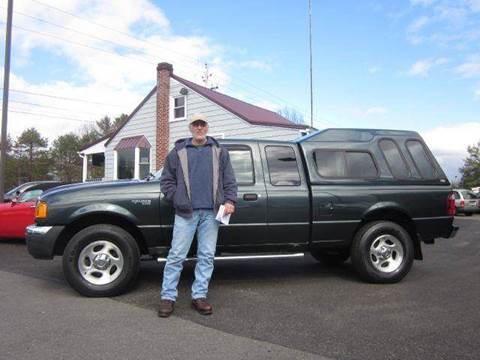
[189,113,208,125]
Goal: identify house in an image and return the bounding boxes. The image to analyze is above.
[79,62,311,182]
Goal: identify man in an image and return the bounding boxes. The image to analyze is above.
[158,113,237,317]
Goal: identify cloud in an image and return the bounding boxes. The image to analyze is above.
[410,0,437,6]
[408,57,448,76]
[0,0,276,142]
[422,122,480,179]
[454,56,480,78]
[475,87,480,100]
[364,107,387,116]
[408,16,430,34]
[368,66,380,75]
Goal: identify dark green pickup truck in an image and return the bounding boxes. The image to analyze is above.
[26,129,458,296]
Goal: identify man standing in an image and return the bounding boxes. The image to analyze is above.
[158,113,237,317]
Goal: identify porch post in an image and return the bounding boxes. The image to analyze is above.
[82,155,88,182]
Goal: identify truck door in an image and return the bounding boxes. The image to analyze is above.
[217,143,268,246]
[260,143,310,246]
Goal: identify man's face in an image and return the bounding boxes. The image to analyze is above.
[189,120,208,142]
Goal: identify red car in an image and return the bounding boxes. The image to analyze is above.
[0,183,65,239]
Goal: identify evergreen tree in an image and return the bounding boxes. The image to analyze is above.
[14,128,50,182]
[459,141,480,188]
[51,133,83,182]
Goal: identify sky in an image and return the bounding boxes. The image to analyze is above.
[0,0,480,180]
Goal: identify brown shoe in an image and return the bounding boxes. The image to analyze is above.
[191,298,213,315]
[158,299,175,318]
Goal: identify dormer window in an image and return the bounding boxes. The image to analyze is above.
[173,95,186,120]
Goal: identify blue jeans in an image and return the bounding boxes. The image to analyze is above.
[161,210,219,301]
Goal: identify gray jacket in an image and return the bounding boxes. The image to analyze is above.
[160,136,238,218]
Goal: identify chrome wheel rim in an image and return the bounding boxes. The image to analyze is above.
[369,234,404,273]
[78,240,124,285]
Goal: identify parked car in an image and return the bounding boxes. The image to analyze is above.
[0,183,66,238]
[4,181,65,202]
[452,189,480,216]
[26,128,457,297]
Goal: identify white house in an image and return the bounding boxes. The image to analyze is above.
[79,62,311,182]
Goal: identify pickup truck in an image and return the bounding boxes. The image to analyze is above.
[26,128,458,297]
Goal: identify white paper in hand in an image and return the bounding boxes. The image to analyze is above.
[215,204,231,225]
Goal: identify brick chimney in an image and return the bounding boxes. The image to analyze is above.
[156,62,173,170]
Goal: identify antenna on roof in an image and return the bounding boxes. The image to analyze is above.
[202,63,219,91]
[308,0,314,129]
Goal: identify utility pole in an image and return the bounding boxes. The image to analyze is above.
[308,0,314,128]
[0,0,13,202]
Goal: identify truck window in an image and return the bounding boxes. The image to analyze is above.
[226,146,255,185]
[265,146,301,186]
[314,150,377,179]
[379,139,410,178]
[345,152,377,178]
[314,150,346,177]
[406,140,437,179]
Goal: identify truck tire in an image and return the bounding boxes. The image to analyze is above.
[310,249,350,266]
[63,224,140,297]
[351,221,414,283]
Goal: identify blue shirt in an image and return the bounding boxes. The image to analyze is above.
[186,137,214,210]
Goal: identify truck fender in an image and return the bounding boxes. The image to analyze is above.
[68,203,139,225]
[362,201,412,219]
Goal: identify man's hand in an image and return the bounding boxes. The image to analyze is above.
[223,202,235,215]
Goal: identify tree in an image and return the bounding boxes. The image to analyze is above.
[277,107,305,125]
[96,113,127,136]
[1,135,19,191]
[14,128,50,182]
[459,141,480,188]
[50,133,83,182]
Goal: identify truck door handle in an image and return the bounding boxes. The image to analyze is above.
[243,193,258,201]
[325,202,334,210]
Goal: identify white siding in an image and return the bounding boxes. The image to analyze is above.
[103,78,304,180]
[104,92,156,180]
[168,78,301,149]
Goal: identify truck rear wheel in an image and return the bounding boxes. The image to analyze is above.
[311,249,350,266]
[351,221,414,283]
[63,224,140,297]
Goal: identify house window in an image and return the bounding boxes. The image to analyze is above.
[117,148,135,179]
[173,96,186,120]
[139,148,150,179]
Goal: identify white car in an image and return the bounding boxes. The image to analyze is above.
[452,189,480,216]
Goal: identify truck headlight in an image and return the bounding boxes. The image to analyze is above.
[35,201,48,219]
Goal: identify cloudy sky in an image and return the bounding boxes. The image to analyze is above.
[1,0,479,180]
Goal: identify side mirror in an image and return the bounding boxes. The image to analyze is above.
[10,197,18,206]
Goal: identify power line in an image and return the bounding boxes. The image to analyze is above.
[3,88,124,107]
[8,22,155,66]
[24,0,310,117]
[9,109,96,123]
[4,99,108,116]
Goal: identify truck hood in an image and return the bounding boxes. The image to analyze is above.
[39,179,156,202]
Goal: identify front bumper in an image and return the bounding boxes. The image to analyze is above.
[26,225,65,259]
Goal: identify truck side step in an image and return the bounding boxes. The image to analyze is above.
[156,253,305,262]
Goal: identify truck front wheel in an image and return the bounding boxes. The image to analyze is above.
[63,224,140,297]
[351,221,414,283]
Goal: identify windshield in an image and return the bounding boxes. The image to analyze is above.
[460,191,477,199]
[18,189,43,203]
[5,183,30,197]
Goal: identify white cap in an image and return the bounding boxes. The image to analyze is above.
[189,113,208,125]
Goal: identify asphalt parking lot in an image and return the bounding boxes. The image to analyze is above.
[1,215,479,360]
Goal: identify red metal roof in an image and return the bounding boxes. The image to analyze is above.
[114,135,151,150]
[172,75,308,130]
